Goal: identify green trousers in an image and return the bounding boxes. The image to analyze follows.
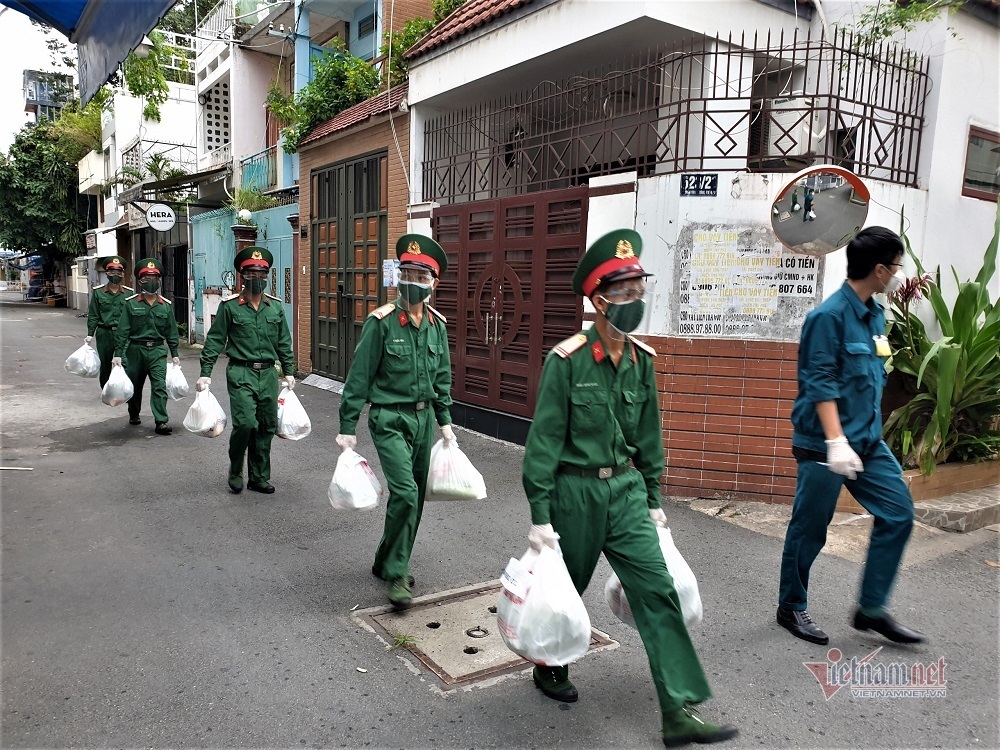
[550,470,712,715]
[94,328,115,387]
[125,343,168,424]
[368,404,434,581]
[226,364,279,486]
[779,440,914,611]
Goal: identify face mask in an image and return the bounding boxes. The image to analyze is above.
[399,280,432,305]
[246,278,268,295]
[106,274,123,285]
[140,279,160,294]
[882,268,906,296]
[601,298,646,333]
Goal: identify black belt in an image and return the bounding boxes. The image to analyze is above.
[229,359,275,370]
[97,324,117,330]
[559,463,632,479]
[382,401,428,411]
[132,339,164,348]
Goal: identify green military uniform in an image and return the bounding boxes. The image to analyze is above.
[114,259,179,428]
[523,230,735,747]
[87,256,132,386]
[199,247,295,492]
[338,235,453,589]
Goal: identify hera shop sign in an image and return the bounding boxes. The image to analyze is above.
[146,204,176,232]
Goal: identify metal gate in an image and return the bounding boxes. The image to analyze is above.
[433,187,588,420]
[311,152,388,379]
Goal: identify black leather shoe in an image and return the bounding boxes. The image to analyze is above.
[154,423,172,435]
[228,480,243,494]
[129,417,141,425]
[247,482,275,494]
[533,666,578,703]
[777,607,829,645]
[852,610,924,644]
[371,566,414,586]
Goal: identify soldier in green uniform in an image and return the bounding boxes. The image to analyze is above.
[112,258,180,435]
[86,256,133,386]
[522,230,738,748]
[197,247,295,494]
[336,234,456,609]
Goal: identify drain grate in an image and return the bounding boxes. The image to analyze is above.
[355,582,616,691]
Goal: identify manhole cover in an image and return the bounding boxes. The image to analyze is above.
[355,583,617,691]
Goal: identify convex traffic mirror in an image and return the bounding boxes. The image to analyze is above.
[771,165,870,256]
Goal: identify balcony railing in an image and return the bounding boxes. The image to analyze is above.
[241,145,278,191]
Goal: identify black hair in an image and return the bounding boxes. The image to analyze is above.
[846,226,905,280]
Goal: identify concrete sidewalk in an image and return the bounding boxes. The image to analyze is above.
[2,304,997,749]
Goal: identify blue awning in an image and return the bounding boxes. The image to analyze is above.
[1,0,176,105]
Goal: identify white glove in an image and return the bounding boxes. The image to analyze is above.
[84,335,94,345]
[111,357,122,367]
[336,434,357,452]
[172,357,180,366]
[441,424,456,444]
[649,507,668,528]
[528,523,559,552]
[825,436,864,480]
[196,377,211,392]
[282,375,295,390]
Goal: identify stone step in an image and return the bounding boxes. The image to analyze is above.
[913,487,1000,532]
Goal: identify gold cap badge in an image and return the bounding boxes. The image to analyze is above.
[251,250,262,260]
[407,241,422,255]
[146,261,156,268]
[615,240,635,259]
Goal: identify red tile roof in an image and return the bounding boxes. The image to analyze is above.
[300,84,409,146]
[405,0,536,60]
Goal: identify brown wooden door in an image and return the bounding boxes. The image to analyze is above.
[434,187,588,419]
[311,152,388,379]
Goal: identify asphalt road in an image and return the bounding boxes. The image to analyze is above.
[2,300,997,749]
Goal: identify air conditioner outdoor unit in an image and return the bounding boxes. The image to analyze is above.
[766,96,816,158]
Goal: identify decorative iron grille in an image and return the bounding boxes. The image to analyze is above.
[422,28,929,204]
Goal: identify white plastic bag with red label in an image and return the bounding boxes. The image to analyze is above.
[426,438,486,501]
[497,543,591,666]
[604,527,703,629]
[182,388,227,437]
[276,387,311,441]
[165,362,190,400]
[101,364,134,406]
[328,448,380,510]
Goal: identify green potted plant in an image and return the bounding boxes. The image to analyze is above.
[883,207,1000,475]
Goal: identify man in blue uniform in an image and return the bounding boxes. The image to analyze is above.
[777,226,924,645]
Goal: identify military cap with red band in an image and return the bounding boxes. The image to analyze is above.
[396,233,448,277]
[100,256,125,272]
[234,245,273,272]
[572,228,652,297]
[136,257,164,277]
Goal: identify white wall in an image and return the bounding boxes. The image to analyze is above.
[232,49,276,167]
[110,82,197,155]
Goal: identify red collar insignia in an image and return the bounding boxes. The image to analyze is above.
[398,311,409,327]
[238,297,246,305]
[591,340,605,363]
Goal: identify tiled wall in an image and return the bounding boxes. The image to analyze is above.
[645,335,801,504]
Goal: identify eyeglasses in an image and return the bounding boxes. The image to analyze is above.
[884,263,903,269]
[602,287,646,302]
[400,269,434,283]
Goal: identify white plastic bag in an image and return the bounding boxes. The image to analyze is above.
[182,389,227,438]
[497,544,591,666]
[808,209,817,219]
[65,342,100,378]
[165,362,190,400]
[276,387,311,440]
[328,448,380,510]
[101,364,134,406]
[604,527,703,630]
[426,438,486,500]
[792,202,801,212]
